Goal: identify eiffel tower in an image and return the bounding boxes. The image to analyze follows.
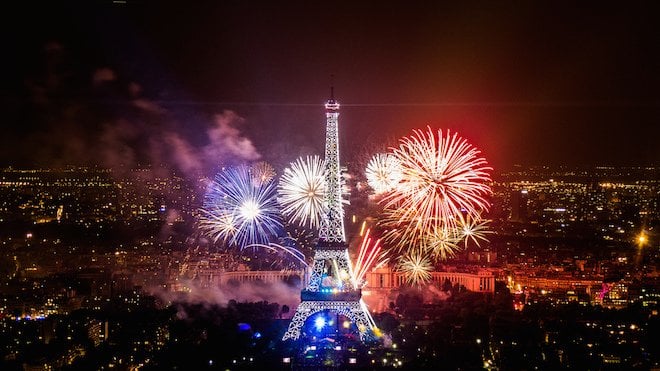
[282,89,375,341]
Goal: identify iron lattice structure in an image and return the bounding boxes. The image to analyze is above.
[283,301,374,341]
[283,93,376,341]
[317,97,345,243]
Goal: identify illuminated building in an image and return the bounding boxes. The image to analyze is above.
[283,90,375,341]
[215,270,305,286]
[362,267,496,312]
[87,320,109,347]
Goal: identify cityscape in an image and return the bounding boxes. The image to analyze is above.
[1,1,659,370]
[0,160,657,369]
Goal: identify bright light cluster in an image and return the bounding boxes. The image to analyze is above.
[396,252,433,286]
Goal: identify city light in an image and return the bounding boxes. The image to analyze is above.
[637,231,647,246]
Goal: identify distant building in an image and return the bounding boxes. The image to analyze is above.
[87,320,109,347]
[510,189,528,222]
[362,266,496,312]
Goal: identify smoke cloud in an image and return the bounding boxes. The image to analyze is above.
[5,42,262,180]
[96,92,261,179]
[148,279,301,319]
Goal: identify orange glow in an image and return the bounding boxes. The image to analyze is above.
[637,233,647,246]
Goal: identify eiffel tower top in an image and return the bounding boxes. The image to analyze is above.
[325,86,339,111]
[318,87,345,245]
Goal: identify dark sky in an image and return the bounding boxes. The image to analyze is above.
[1,1,659,174]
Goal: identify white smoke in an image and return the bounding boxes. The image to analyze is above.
[149,279,301,318]
[97,92,261,180]
[203,110,261,165]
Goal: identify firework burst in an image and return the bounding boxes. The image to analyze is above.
[422,224,462,260]
[458,215,492,248]
[378,127,492,254]
[250,161,277,186]
[278,155,327,229]
[383,127,492,230]
[396,252,433,286]
[199,166,282,248]
[198,207,237,242]
[365,153,402,194]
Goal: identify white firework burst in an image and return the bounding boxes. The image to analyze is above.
[278,155,327,229]
[458,215,492,248]
[381,127,492,235]
[422,224,463,260]
[365,153,402,194]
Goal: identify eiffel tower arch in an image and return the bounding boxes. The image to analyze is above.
[282,90,376,341]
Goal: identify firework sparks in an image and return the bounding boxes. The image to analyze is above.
[199,166,282,248]
[365,153,402,194]
[198,206,237,243]
[458,215,492,248]
[250,161,276,186]
[423,224,462,260]
[352,228,384,287]
[283,225,316,254]
[379,127,492,252]
[245,243,308,268]
[396,252,433,286]
[278,155,327,229]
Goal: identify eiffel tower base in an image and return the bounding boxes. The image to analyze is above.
[282,299,374,341]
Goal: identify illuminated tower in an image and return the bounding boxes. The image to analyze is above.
[283,90,376,341]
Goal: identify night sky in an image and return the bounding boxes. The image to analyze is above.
[1,1,659,173]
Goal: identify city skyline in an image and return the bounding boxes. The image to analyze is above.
[0,162,657,369]
[1,1,659,173]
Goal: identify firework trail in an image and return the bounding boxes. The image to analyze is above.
[365,153,402,194]
[352,227,384,287]
[245,243,308,268]
[278,155,327,229]
[199,166,282,248]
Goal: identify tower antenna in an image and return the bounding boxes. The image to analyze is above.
[330,74,335,100]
